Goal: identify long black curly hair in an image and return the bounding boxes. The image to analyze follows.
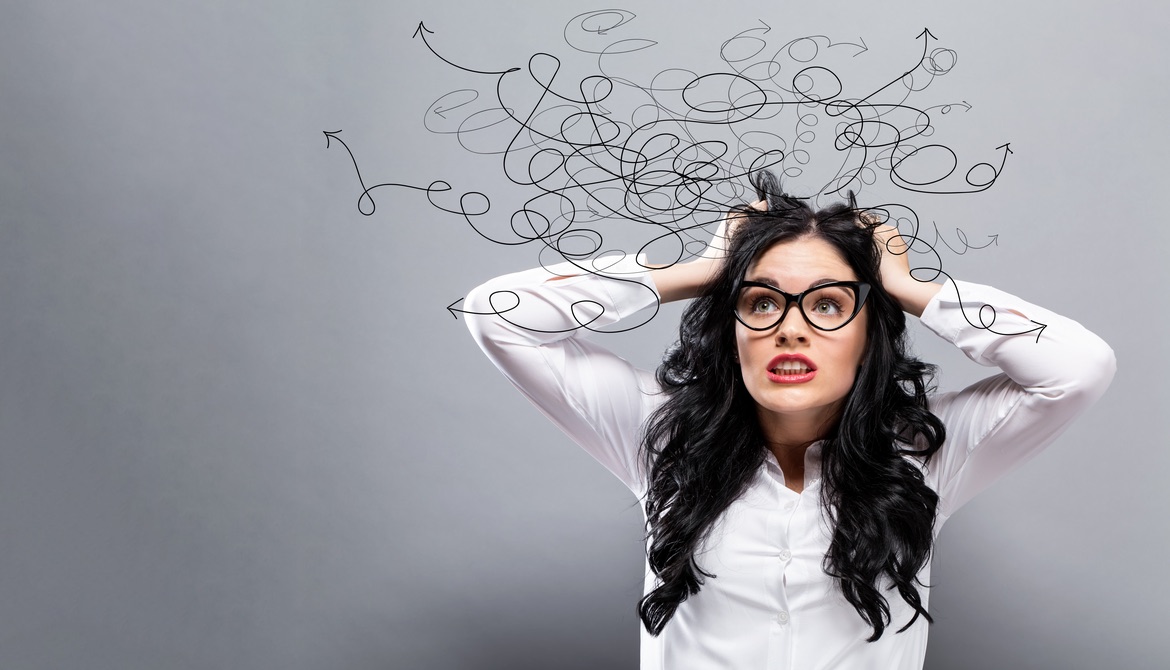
[638,169,947,641]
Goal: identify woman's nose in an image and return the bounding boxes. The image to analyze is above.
[773,307,811,343]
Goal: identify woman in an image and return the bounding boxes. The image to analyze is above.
[462,171,1115,669]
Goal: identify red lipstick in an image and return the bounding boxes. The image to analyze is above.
[765,354,817,384]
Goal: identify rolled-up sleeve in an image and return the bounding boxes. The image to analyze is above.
[463,258,664,494]
[919,279,1116,518]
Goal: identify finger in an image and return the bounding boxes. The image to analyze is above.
[857,210,883,227]
[876,225,910,256]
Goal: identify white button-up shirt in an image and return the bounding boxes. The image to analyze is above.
[464,259,1115,669]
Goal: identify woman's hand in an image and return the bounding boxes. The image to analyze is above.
[863,212,941,318]
[700,199,766,262]
[652,201,765,304]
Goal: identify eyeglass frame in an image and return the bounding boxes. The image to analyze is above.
[731,280,872,332]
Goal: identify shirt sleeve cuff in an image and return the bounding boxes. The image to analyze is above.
[918,278,963,343]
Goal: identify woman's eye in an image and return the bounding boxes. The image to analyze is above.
[752,298,777,313]
[812,300,841,315]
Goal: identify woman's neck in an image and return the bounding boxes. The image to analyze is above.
[758,409,836,493]
[767,437,818,491]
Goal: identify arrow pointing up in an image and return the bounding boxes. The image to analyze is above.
[412,21,434,38]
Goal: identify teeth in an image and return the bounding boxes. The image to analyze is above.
[772,361,810,374]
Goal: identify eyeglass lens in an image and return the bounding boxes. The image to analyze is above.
[735,284,860,331]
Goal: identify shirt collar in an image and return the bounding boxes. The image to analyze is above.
[763,439,825,489]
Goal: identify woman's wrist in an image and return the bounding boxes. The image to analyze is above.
[885,277,943,318]
[648,259,720,303]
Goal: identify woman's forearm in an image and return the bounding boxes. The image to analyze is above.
[647,259,720,303]
[885,276,943,318]
[647,203,760,303]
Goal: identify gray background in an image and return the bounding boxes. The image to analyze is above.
[1,0,1166,668]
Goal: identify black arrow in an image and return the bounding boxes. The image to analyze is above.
[324,129,467,216]
[413,20,520,77]
[856,27,938,105]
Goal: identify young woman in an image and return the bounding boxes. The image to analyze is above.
[462,171,1115,669]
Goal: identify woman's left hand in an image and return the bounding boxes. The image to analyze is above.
[863,214,942,318]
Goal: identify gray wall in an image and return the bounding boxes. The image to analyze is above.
[1,1,1165,668]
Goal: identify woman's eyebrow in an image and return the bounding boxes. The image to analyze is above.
[809,276,850,287]
[746,276,850,289]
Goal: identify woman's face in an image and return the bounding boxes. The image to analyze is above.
[734,236,869,435]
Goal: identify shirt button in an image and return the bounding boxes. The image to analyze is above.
[778,549,791,562]
[783,501,795,512]
[775,611,790,624]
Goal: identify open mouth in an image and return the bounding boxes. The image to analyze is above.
[766,355,817,383]
[770,360,812,375]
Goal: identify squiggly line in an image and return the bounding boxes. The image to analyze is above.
[923,221,998,255]
[864,205,1045,341]
[323,13,1043,340]
[446,285,661,334]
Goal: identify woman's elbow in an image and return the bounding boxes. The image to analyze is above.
[1061,336,1117,408]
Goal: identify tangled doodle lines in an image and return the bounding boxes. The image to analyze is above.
[324,10,1043,340]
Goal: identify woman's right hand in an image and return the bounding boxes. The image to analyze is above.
[700,199,766,262]
[651,200,765,303]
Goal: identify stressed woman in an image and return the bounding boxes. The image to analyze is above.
[462,170,1115,669]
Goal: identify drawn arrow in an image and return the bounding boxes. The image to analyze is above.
[323,129,378,214]
[432,94,476,119]
[729,19,772,48]
[941,100,972,113]
[928,222,1000,254]
[967,142,1014,190]
[411,21,432,38]
[718,19,773,69]
[564,9,657,56]
[446,292,652,333]
[446,296,521,320]
[324,129,473,217]
[912,28,937,73]
[972,303,1049,343]
[854,27,937,106]
[890,142,1014,195]
[830,36,868,57]
[413,20,520,77]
